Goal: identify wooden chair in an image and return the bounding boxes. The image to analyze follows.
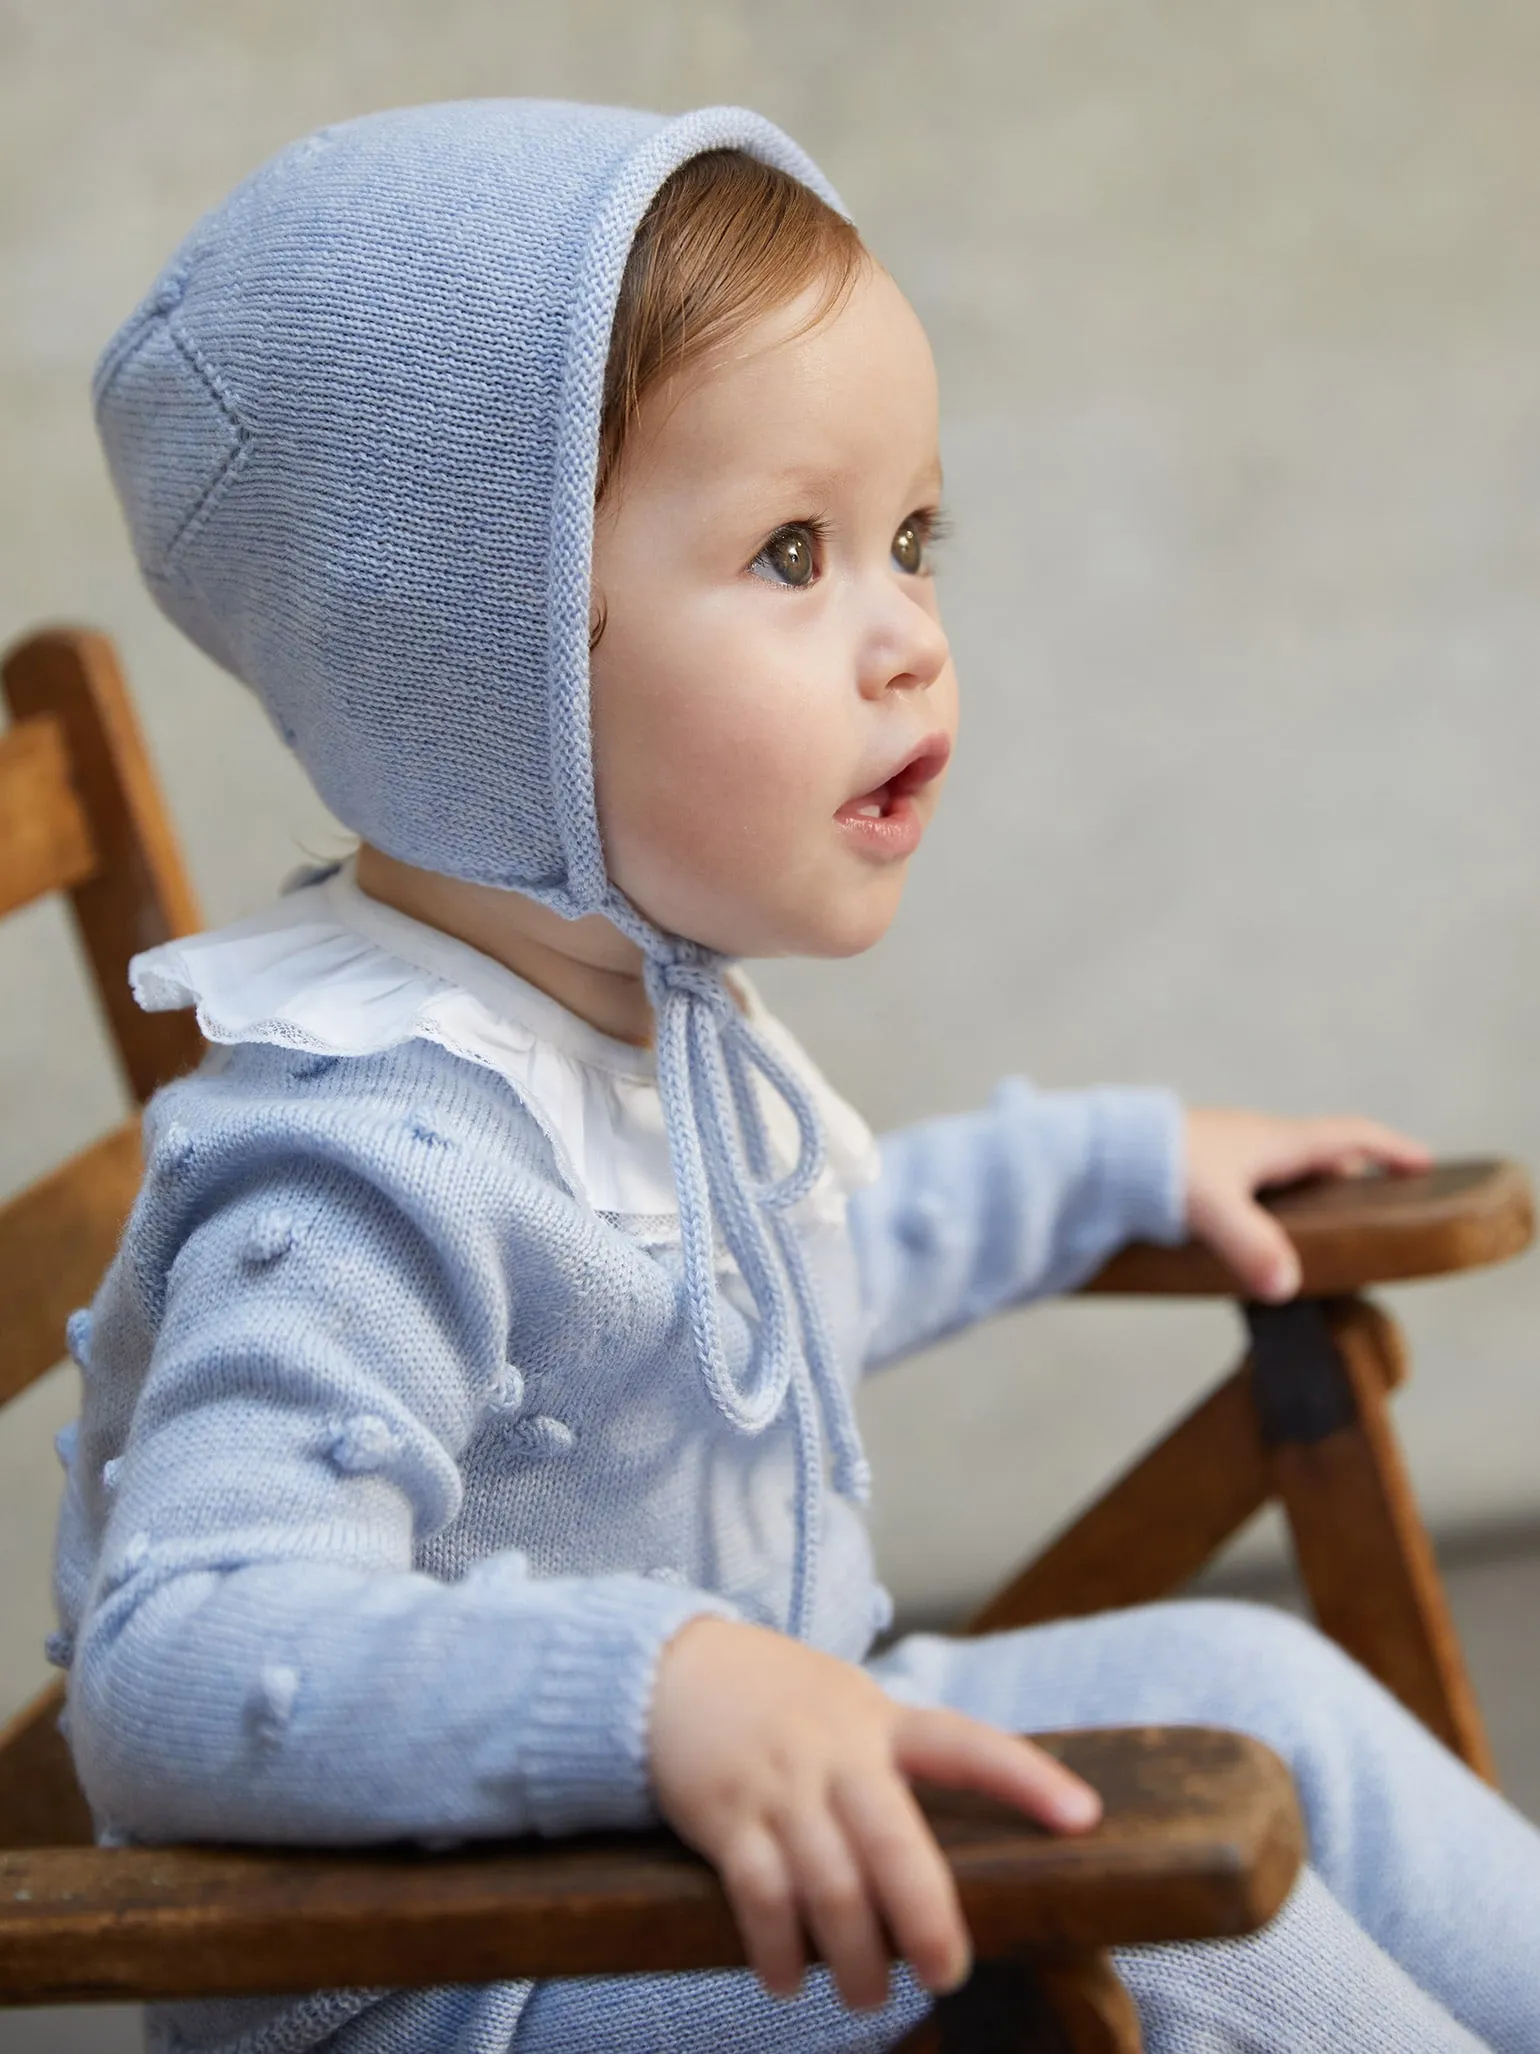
[0,624,1530,2051]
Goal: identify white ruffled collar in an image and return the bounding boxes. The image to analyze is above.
[130,858,879,1229]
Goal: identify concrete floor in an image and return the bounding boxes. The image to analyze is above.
[2,1542,1536,2053]
[1462,1544,1540,1818]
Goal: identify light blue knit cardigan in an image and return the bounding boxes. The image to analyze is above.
[56,1033,1179,2052]
[68,98,1187,2052]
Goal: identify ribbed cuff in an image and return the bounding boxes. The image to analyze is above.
[1090,1086,1187,1246]
[511,1580,738,1836]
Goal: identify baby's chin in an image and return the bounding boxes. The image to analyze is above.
[791,893,907,962]
[613,839,912,961]
[675,884,909,963]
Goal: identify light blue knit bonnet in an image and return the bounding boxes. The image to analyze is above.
[93,98,868,1635]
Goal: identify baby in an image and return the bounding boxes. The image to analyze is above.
[60,101,1540,2054]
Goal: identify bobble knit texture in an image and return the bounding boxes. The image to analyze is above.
[56,1024,1183,2054]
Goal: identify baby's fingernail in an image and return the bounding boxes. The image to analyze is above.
[1269,1258,1301,1301]
[936,1945,972,1994]
[1060,1785,1102,1830]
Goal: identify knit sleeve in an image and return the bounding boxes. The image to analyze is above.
[845,1078,1186,1373]
[65,1089,732,1849]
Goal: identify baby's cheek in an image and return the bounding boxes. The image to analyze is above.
[662,713,807,860]
[641,761,834,953]
[594,627,858,946]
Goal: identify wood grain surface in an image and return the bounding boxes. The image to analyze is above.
[1271,1301,1496,1779]
[0,1121,142,1406]
[0,1727,1301,2007]
[0,714,96,919]
[3,626,204,1105]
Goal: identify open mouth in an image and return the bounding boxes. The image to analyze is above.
[834,734,951,858]
[839,734,952,820]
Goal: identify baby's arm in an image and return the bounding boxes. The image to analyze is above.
[68,1113,730,1848]
[847,1087,1433,1371]
[847,1078,1183,1370]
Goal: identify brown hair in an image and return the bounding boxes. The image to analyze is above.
[596,149,866,505]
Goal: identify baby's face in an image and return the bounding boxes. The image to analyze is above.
[589,260,957,960]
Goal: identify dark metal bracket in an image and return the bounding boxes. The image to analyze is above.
[1244,1299,1358,1447]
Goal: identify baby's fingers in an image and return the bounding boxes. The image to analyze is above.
[895,1706,1102,1834]
[1284,1117,1432,1181]
[834,1767,971,1996]
[1196,1197,1301,1303]
[783,1804,893,2012]
[719,1823,805,2000]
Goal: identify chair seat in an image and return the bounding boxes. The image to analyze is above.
[1084,1158,1533,1297]
[0,1728,1301,2007]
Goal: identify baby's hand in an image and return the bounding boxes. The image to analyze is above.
[1185,1108,1432,1303]
[649,1616,1099,2012]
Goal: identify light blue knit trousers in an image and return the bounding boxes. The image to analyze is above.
[327,1601,1540,2054]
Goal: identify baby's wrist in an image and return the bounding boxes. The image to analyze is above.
[656,1610,748,1673]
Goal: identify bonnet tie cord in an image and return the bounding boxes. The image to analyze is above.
[726,1033,875,1640]
[644,948,871,1639]
[719,1025,872,1503]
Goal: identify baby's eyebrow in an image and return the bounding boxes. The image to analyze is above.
[736,456,945,503]
[745,461,860,497]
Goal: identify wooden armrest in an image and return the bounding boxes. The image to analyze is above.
[0,1727,1301,2008]
[1081,1157,1533,1298]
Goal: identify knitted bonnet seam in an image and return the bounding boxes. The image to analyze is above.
[92,98,869,1636]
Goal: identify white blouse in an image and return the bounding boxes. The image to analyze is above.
[130,858,881,1240]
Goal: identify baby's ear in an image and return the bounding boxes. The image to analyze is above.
[92,269,249,668]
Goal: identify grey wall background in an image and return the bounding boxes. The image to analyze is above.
[3,0,1538,1727]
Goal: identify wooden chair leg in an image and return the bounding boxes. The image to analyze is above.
[1030,1952,1143,2052]
[963,1366,1272,1635]
[963,1293,1487,1777]
[1249,1296,1496,1782]
[893,1949,1142,2053]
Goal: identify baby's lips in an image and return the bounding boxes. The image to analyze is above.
[895,734,952,794]
[838,732,952,816]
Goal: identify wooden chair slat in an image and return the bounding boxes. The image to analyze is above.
[0,1122,142,1406]
[0,1685,91,1853]
[0,1728,1301,2007]
[2,628,203,1105]
[0,717,97,919]
[1082,1158,1533,1297]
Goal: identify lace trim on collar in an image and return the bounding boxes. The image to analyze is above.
[131,860,879,1228]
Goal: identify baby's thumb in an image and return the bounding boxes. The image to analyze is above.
[1203,1197,1301,1303]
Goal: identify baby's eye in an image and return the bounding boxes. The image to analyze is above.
[891,515,930,575]
[750,524,819,588]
